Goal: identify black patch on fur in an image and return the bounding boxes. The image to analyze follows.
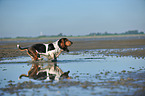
[34,72,47,80]
[48,43,55,51]
[32,44,46,53]
[48,73,56,80]
[37,54,40,58]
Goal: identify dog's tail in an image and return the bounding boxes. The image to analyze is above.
[17,44,28,51]
[18,74,29,80]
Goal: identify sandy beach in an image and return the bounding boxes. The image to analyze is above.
[0,35,145,60]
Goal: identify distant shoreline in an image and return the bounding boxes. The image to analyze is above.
[1,34,145,41]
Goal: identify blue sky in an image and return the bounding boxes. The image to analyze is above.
[0,0,145,38]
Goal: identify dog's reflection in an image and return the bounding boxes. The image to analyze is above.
[19,62,71,81]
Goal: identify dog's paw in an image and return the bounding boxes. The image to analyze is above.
[38,58,43,60]
[51,59,57,62]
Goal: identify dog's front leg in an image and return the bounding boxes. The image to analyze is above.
[56,50,63,58]
[50,53,57,62]
[54,54,57,61]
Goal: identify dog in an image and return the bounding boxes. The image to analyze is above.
[17,38,73,61]
[19,62,71,81]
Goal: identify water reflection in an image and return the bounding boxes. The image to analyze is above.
[19,62,71,81]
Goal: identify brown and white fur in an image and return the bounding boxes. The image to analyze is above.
[19,62,71,81]
[17,38,73,61]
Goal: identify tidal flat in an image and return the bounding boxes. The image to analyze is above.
[0,48,145,96]
[0,35,145,96]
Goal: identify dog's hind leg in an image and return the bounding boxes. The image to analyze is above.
[27,51,34,61]
[28,47,38,61]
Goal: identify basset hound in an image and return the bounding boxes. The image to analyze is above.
[17,38,73,61]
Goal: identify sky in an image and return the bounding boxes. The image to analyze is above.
[0,0,145,38]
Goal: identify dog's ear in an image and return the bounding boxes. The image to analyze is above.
[58,38,69,51]
[58,38,65,49]
[61,38,64,47]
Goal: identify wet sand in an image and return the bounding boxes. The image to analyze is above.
[0,35,145,60]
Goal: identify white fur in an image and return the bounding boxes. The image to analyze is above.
[36,65,62,80]
[37,40,62,60]
[17,44,20,48]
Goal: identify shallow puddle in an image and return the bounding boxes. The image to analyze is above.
[0,49,145,96]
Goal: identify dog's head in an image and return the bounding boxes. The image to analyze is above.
[58,38,73,52]
[60,71,71,80]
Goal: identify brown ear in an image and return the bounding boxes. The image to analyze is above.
[58,38,69,52]
[60,39,65,49]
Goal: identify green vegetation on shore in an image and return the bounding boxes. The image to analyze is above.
[87,30,144,36]
[1,30,144,40]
